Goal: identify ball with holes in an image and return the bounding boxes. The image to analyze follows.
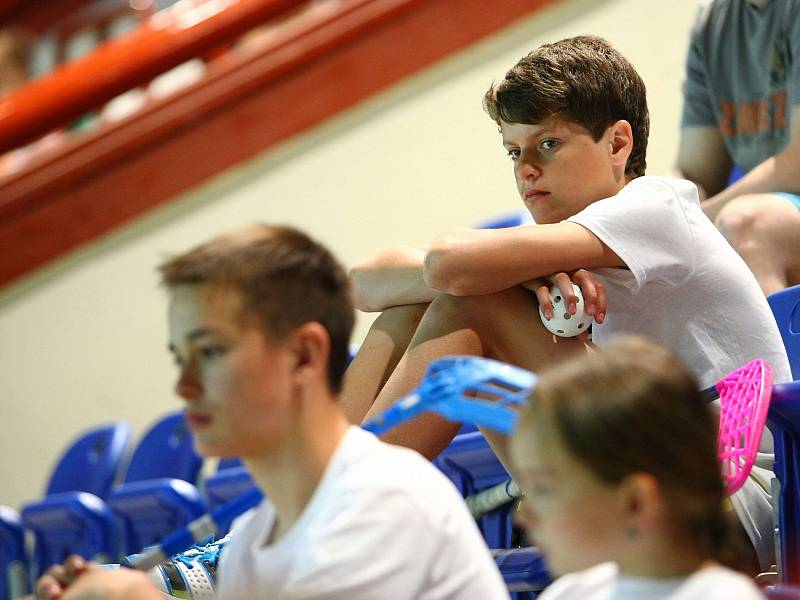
[538,283,594,337]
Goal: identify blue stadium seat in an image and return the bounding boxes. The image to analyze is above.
[216,457,243,471]
[432,453,470,498]
[493,547,551,599]
[476,210,532,230]
[767,381,800,584]
[204,458,257,535]
[768,285,800,380]
[435,430,515,548]
[728,165,745,185]
[22,412,204,571]
[0,506,29,600]
[107,411,205,554]
[20,421,131,578]
[43,422,132,499]
[437,430,552,600]
[766,585,800,599]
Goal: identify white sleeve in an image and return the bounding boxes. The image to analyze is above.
[283,488,438,600]
[791,4,800,110]
[537,563,617,600]
[567,179,696,292]
[677,567,766,599]
[681,2,717,128]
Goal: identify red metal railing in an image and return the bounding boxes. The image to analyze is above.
[0,0,554,289]
[0,0,307,153]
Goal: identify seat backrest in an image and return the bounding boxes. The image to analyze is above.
[476,210,533,230]
[437,431,515,549]
[217,457,243,471]
[122,410,202,484]
[765,585,800,599]
[768,284,800,380]
[767,381,800,584]
[46,421,132,497]
[439,430,509,491]
[0,505,29,600]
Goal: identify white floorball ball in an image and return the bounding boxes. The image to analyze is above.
[538,283,593,337]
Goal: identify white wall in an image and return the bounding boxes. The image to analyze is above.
[0,0,700,509]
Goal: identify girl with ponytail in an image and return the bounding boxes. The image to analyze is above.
[511,335,764,599]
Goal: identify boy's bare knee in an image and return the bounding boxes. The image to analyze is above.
[716,197,760,242]
[715,197,779,258]
[716,194,797,259]
[425,288,525,328]
[422,287,574,358]
[372,303,430,333]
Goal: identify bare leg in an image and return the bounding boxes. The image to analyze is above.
[365,286,591,467]
[340,304,428,424]
[716,193,800,295]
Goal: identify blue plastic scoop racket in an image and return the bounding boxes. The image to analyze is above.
[125,355,538,571]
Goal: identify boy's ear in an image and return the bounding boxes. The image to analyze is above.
[288,322,331,385]
[608,119,634,168]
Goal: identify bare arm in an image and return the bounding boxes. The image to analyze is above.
[675,125,733,201]
[60,567,163,600]
[702,105,800,220]
[31,556,163,600]
[423,222,625,296]
[349,246,439,312]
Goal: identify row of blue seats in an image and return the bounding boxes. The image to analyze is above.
[0,411,210,597]
[0,414,539,598]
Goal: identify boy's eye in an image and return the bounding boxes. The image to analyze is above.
[539,139,559,152]
[506,148,521,160]
[170,344,226,368]
[199,345,225,360]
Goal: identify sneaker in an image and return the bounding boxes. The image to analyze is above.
[121,535,228,600]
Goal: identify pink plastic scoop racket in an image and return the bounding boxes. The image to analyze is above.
[716,359,774,496]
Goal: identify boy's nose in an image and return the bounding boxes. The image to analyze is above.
[518,160,541,179]
[175,367,202,401]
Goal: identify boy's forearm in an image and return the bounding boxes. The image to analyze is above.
[702,106,800,221]
[349,246,438,312]
[703,153,800,221]
[57,566,166,600]
[424,224,613,296]
[423,227,529,296]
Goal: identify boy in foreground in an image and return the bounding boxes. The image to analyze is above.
[33,224,507,600]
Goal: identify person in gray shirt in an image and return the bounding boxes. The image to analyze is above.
[676,0,800,295]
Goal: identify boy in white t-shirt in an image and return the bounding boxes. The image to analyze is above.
[32,224,508,600]
[342,36,790,571]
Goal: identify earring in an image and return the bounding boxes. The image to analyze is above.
[625,527,639,541]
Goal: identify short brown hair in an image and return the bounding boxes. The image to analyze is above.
[159,224,354,392]
[517,336,734,561]
[483,35,649,177]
